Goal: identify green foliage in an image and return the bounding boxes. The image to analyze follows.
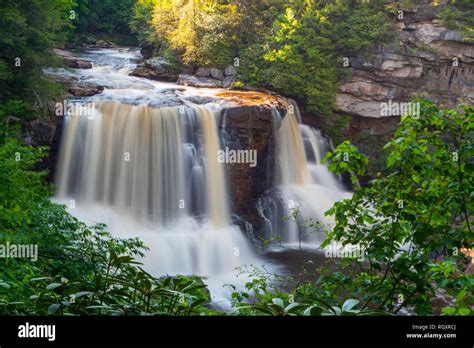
[0,0,73,116]
[228,266,390,316]
[130,0,158,44]
[430,260,473,316]
[262,6,337,116]
[436,1,474,41]
[327,115,351,147]
[1,1,472,318]
[322,100,474,314]
[74,0,136,37]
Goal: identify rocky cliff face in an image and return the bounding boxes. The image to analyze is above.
[214,92,286,232]
[336,3,473,128]
[221,105,279,231]
[307,2,474,172]
[20,114,64,182]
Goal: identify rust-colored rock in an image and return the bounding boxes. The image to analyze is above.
[221,105,283,231]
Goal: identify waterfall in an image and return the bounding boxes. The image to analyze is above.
[52,48,351,303]
[277,105,311,186]
[258,100,350,246]
[56,100,255,278]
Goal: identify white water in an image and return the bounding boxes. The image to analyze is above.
[53,48,259,306]
[52,48,350,304]
[259,100,351,247]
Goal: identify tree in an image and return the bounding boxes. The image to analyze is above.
[74,0,136,36]
[321,100,473,314]
[0,0,75,118]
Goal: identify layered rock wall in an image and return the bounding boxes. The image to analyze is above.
[336,3,473,128]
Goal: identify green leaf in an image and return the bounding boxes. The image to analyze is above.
[29,277,52,282]
[236,304,274,315]
[441,307,456,315]
[46,283,62,290]
[342,299,359,312]
[303,305,322,316]
[48,303,61,314]
[284,302,304,314]
[74,291,92,298]
[190,299,207,310]
[0,282,11,289]
[456,290,467,301]
[272,298,284,308]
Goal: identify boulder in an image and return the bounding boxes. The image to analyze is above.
[146,57,170,70]
[177,74,222,88]
[131,66,177,82]
[140,43,155,59]
[210,68,224,80]
[65,58,92,69]
[54,49,92,69]
[68,84,104,97]
[222,75,235,89]
[196,67,211,77]
[94,40,115,48]
[130,59,178,82]
[225,65,237,76]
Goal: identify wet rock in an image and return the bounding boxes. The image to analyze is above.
[215,92,287,111]
[195,67,212,77]
[68,83,104,97]
[130,58,178,82]
[94,40,115,48]
[182,96,220,105]
[210,68,224,80]
[69,59,92,69]
[222,75,235,89]
[222,106,280,230]
[177,74,222,88]
[54,49,92,69]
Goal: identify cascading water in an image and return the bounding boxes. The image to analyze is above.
[53,49,258,305]
[258,100,350,247]
[56,100,255,277]
[52,47,350,304]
